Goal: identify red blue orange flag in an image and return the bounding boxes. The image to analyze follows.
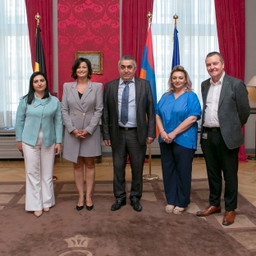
[139,23,157,108]
[140,23,159,138]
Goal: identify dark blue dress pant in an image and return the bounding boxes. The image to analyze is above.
[160,142,195,207]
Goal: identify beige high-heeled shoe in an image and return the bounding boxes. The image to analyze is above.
[34,210,43,218]
[165,204,175,213]
[173,206,185,215]
[43,208,50,212]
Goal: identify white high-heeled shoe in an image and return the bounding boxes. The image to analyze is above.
[173,206,185,215]
[165,204,175,213]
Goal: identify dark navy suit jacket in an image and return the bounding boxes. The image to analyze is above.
[102,77,156,148]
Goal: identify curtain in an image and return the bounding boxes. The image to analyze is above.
[0,0,32,128]
[25,0,53,92]
[214,0,245,81]
[214,0,247,162]
[122,0,154,77]
[152,0,219,103]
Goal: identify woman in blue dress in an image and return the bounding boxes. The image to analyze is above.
[156,66,201,214]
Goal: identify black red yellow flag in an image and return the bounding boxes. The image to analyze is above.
[34,25,46,75]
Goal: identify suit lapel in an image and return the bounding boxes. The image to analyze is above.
[135,78,140,110]
[218,74,229,108]
[203,80,211,104]
[80,81,93,102]
[70,81,84,111]
[112,80,119,113]
[70,82,80,104]
[201,80,211,127]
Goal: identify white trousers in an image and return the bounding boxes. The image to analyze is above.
[22,129,55,211]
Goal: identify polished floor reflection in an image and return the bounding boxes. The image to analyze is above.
[1,156,256,253]
[0,156,255,207]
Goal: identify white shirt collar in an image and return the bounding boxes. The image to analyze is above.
[119,78,135,85]
[210,72,225,85]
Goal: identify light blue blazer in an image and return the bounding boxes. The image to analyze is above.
[15,94,63,147]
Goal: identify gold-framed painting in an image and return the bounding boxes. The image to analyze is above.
[75,51,103,74]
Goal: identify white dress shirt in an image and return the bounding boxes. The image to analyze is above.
[203,72,225,127]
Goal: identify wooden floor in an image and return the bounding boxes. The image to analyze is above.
[0,156,256,207]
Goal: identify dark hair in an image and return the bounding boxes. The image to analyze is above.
[167,65,192,94]
[71,57,92,79]
[206,51,224,63]
[118,55,137,68]
[24,72,50,104]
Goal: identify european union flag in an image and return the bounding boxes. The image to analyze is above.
[172,27,180,69]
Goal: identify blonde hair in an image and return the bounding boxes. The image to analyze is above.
[167,65,192,94]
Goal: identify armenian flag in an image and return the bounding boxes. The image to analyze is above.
[139,23,157,108]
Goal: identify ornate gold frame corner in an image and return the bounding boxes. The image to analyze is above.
[75,51,103,74]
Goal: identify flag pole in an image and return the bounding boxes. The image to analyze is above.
[147,11,152,24]
[172,14,180,70]
[34,13,58,181]
[142,12,159,181]
[173,14,178,28]
[35,12,41,27]
[172,14,178,44]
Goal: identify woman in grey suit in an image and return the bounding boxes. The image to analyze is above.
[61,58,103,211]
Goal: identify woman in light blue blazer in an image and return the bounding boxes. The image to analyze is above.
[16,72,63,218]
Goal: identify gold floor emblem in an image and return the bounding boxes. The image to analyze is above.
[58,235,93,255]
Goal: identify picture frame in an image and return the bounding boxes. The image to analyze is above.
[75,51,103,74]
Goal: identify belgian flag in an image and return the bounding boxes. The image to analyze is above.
[34,25,46,75]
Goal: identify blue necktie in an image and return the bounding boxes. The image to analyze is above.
[121,81,130,125]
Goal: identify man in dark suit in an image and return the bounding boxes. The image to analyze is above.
[102,55,156,212]
[196,52,250,225]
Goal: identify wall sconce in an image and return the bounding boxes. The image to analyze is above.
[247,76,256,160]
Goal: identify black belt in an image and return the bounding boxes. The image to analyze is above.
[203,127,220,132]
[119,126,137,130]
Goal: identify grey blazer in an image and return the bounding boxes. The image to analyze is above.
[102,77,156,149]
[201,74,250,149]
[61,81,103,163]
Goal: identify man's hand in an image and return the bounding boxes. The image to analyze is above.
[146,137,154,144]
[104,140,111,146]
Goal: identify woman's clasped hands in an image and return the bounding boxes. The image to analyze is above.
[161,130,176,144]
[72,129,88,139]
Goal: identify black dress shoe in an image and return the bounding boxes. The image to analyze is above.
[76,205,84,211]
[130,199,142,212]
[111,199,126,211]
[86,205,94,211]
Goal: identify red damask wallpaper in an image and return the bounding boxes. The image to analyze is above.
[58,0,120,98]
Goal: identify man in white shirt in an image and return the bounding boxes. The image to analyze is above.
[196,52,250,226]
